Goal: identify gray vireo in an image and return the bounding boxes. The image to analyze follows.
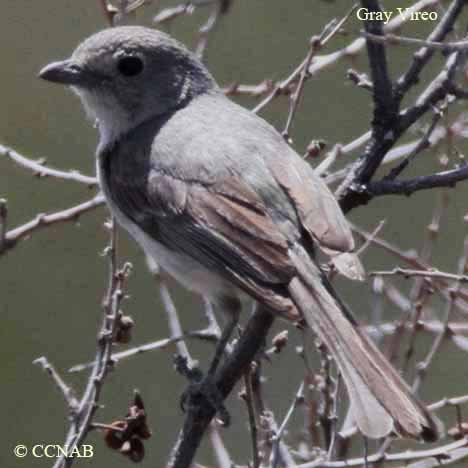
[40,26,437,441]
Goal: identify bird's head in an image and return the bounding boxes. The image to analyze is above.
[39,26,216,145]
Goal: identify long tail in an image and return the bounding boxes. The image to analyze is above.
[288,246,438,441]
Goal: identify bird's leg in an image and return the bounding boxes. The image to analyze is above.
[177,296,241,426]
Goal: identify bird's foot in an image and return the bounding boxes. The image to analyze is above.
[174,354,230,427]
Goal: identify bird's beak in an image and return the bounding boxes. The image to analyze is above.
[39,59,85,85]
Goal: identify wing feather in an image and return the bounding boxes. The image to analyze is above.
[146,171,295,287]
[269,159,355,253]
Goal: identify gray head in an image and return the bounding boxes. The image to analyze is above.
[39,26,217,145]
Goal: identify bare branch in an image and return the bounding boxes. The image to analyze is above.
[370,267,468,283]
[0,194,105,256]
[363,31,468,53]
[365,163,468,197]
[0,143,97,186]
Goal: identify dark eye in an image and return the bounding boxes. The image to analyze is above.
[117,56,144,77]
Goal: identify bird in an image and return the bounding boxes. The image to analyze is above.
[39,26,437,441]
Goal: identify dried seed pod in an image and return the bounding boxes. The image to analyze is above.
[104,421,127,450]
[116,314,134,344]
[272,330,289,353]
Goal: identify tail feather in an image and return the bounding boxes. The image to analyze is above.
[288,246,438,441]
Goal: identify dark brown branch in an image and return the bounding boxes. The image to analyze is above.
[365,163,468,196]
[383,104,443,180]
[348,0,397,185]
[335,1,400,208]
[335,0,467,212]
[394,0,466,102]
[398,49,467,132]
[449,82,468,98]
[361,0,396,128]
[166,306,274,468]
[339,47,468,212]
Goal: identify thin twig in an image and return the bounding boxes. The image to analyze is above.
[352,223,468,310]
[68,328,218,373]
[308,0,444,77]
[98,0,115,25]
[195,1,225,59]
[297,437,468,467]
[282,5,358,140]
[153,0,220,25]
[370,267,468,283]
[413,234,468,392]
[271,381,304,468]
[52,221,132,468]
[384,104,444,180]
[363,31,468,53]
[33,357,79,411]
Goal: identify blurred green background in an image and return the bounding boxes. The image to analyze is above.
[1,1,468,467]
